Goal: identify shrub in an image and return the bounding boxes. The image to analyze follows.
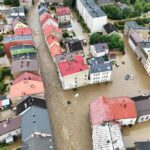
[0,35,3,42]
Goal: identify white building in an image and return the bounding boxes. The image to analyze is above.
[92,122,125,150]
[90,43,109,57]
[76,0,107,33]
[87,57,112,84]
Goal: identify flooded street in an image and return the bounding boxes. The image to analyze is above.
[27,2,150,150]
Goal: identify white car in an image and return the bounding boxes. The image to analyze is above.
[130,75,134,80]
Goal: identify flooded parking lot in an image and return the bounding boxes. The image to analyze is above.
[27,2,150,150]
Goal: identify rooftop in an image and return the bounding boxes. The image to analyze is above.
[90,96,137,125]
[12,52,37,60]
[58,55,88,77]
[134,141,150,150]
[14,27,32,36]
[46,35,59,47]
[91,43,108,53]
[56,7,71,16]
[80,0,106,18]
[103,23,118,34]
[50,43,62,58]
[125,21,142,29]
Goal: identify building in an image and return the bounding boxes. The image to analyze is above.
[44,0,63,5]
[38,3,49,16]
[132,95,150,123]
[14,27,32,36]
[87,57,112,84]
[135,42,150,76]
[0,116,21,144]
[46,35,59,48]
[0,95,10,110]
[90,43,109,57]
[76,0,107,33]
[127,141,150,150]
[90,96,137,126]
[56,7,71,23]
[16,96,46,115]
[97,0,114,5]
[92,122,125,150]
[0,24,13,35]
[128,31,144,52]
[11,58,39,78]
[103,23,118,35]
[21,106,54,150]
[57,55,89,90]
[2,35,33,58]
[19,0,33,10]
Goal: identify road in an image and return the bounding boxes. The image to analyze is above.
[27,2,150,150]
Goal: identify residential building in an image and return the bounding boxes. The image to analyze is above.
[128,31,144,52]
[103,23,118,35]
[0,116,21,144]
[40,12,58,28]
[57,55,89,90]
[2,35,33,58]
[90,43,109,57]
[76,0,107,33]
[38,4,49,16]
[9,80,44,105]
[136,42,150,76]
[90,96,137,126]
[97,0,114,5]
[12,53,37,61]
[132,95,150,123]
[0,95,10,110]
[11,58,39,78]
[87,57,112,84]
[44,0,63,5]
[46,35,59,48]
[0,24,13,35]
[19,0,33,10]
[0,56,10,68]
[16,96,46,115]
[92,122,125,150]
[56,7,71,23]
[14,27,32,36]
[127,141,150,150]
[43,24,62,41]
[21,106,54,149]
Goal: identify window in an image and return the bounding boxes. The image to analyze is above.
[146,116,149,120]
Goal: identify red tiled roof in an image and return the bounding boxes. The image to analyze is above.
[14,27,32,36]
[46,35,59,47]
[56,7,71,16]
[49,43,62,58]
[43,24,61,37]
[58,55,88,77]
[90,96,137,125]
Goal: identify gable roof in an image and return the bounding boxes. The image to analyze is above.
[103,23,118,34]
[0,116,21,136]
[90,96,137,125]
[91,43,108,53]
[46,35,59,47]
[9,80,44,99]
[21,106,52,142]
[50,43,62,58]
[14,27,32,36]
[56,7,71,16]
[12,16,26,27]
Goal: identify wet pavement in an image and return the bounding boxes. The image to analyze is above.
[27,2,150,150]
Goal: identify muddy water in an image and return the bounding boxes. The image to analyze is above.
[27,2,150,150]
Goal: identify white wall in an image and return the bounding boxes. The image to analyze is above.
[58,15,71,23]
[118,118,137,126]
[137,115,150,123]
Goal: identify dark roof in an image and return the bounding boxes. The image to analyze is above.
[139,42,150,48]
[132,95,150,116]
[21,106,52,142]
[0,95,7,100]
[22,136,54,150]
[103,23,118,34]
[92,43,108,53]
[135,141,150,150]
[67,39,83,52]
[16,96,46,115]
[0,116,21,136]
[13,53,37,60]
[10,45,35,51]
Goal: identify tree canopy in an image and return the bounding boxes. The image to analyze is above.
[3,0,19,6]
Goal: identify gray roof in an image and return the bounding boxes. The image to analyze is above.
[139,42,150,48]
[21,106,53,142]
[44,0,63,4]
[3,35,33,43]
[88,57,112,73]
[92,43,108,53]
[97,0,114,5]
[0,116,21,136]
[132,95,150,116]
[135,141,150,150]
[10,45,35,51]
[11,6,25,14]
[125,21,146,30]
[80,0,106,17]
[22,136,54,150]
[13,53,37,61]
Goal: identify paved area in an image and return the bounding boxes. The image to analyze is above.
[27,2,150,150]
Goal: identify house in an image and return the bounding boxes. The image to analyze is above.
[12,17,27,31]
[103,23,118,35]
[57,55,89,90]
[21,106,54,149]
[56,7,71,23]
[9,6,25,17]
[128,31,144,52]
[90,43,109,57]
[16,96,46,115]
[14,27,32,36]
[136,42,150,76]
[11,58,39,78]
[9,79,44,105]
[0,116,21,144]
[92,122,125,150]
[40,12,58,28]
[2,35,33,58]
[43,24,62,41]
[0,24,13,35]
[38,3,49,16]
[90,96,137,126]
[87,57,112,84]
[77,0,107,33]
[19,0,33,10]
[0,95,10,110]
[132,95,150,123]
[46,35,59,48]
[13,72,42,85]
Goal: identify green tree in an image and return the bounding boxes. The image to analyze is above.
[122,8,132,18]
[11,0,19,6]
[0,70,3,81]
[144,2,150,12]
[0,35,3,42]
[0,82,5,93]
[3,0,12,5]
[134,0,143,14]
